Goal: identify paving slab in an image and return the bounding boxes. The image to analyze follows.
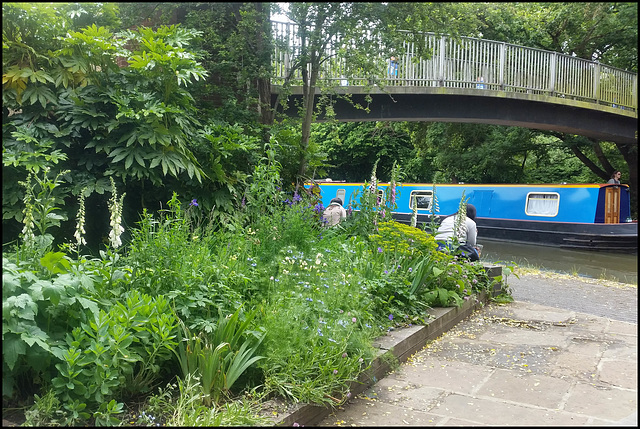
[316,296,637,427]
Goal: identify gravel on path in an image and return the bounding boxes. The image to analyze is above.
[504,269,637,324]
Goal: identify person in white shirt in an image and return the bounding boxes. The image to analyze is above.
[322,197,347,227]
[434,204,479,260]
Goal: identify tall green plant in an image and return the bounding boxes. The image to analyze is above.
[17,168,70,257]
[174,306,265,406]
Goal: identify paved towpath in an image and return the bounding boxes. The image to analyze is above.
[506,271,637,324]
[318,273,637,426]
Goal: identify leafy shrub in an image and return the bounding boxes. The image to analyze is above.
[124,195,245,327]
[2,255,99,399]
[50,291,178,424]
[369,220,438,260]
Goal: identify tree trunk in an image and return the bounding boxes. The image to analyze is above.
[297,56,320,184]
[253,2,274,127]
[615,142,638,218]
[568,144,608,179]
[589,138,615,175]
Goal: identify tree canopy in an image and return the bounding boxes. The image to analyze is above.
[3,1,637,248]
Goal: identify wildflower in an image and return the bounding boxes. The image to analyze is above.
[73,189,87,248]
[20,204,35,245]
[411,196,418,228]
[108,177,126,249]
[342,353,348,358]
[377,247,383,253]
[352,317,357,323]
[389,314,394,321]
[189,198,198,207]
[333,369,338,375]
[317,328,323,336]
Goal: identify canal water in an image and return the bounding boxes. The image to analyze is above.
[478,238,638,285]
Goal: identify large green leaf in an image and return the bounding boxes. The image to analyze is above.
[40,251,71,275]
[2,334,27,370]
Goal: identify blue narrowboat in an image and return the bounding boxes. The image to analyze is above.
[311,181,637,253]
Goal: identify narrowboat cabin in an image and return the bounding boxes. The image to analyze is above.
[311,181,637,253]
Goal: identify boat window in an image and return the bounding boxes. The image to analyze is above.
[409,190,433,210]
[525,192,559,217]
[336,189,346,203]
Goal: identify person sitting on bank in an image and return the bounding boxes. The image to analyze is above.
[607,170,621,185]
[434,203,480,261]
[322,197,347,227]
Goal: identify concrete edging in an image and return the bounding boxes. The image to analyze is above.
[272,265,503,426]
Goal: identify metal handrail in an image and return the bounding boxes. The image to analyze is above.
[271,21,638,112]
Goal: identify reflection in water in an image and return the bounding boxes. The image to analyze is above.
[479,238,638,285]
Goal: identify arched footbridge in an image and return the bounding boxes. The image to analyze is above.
[270,22,637,144]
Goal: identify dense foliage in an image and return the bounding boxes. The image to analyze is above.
[3,159,503,425]
[1,2,635,424]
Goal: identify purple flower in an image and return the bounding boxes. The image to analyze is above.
[293,192,302,203]
[333,369,338,375]
[190,199,198,207]
[389,314,394,321]
[342,353,348,358]
[377,247,383,253]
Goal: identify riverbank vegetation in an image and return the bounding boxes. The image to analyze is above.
[3,159,505,425]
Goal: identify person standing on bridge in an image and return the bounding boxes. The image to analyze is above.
[388,56,398,81]
[608,170,622,185]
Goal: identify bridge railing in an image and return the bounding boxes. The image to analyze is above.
[271,21,637,113]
